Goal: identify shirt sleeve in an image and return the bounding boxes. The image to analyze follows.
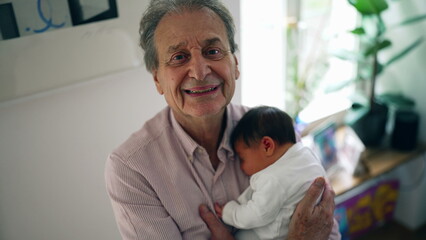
[221,174,287,229]
[105,153,182,240]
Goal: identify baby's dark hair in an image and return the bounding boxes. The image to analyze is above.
[230,106,296,148]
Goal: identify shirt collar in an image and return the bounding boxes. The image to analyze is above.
[169,106,236,163]
[218,105,236,159]
[169,108,198,162]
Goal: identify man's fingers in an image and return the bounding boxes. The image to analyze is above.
[199,204,234,240]
[214,203,222,218]
[319,180,336,213]
[316,180,336,230]
[299,177,326,210]
[199,204,221,230]
[288,177,336,240]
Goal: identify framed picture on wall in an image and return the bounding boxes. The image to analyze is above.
[0,0,73,39]
[68,0,118,26]
[0,0,118,40]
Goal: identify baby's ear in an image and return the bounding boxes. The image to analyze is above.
[261,136,275,156]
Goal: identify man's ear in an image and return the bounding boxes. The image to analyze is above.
[233,55,240,80]
[261,136,275,157]
[152,70,164,95]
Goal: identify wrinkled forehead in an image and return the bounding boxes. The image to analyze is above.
[154,8,229,53]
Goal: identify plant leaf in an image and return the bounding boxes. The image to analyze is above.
[364,39,392,57]
[376,62,385,76]
[351,27,366,35]
[377,93,415,108]
[385,37,424,67]
[331,49,361,62]
[348,0,389,15]
[377,15,387,36]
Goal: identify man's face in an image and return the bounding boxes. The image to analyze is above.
[152,8,239,121]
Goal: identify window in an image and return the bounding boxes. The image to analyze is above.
[240,0,286,109]
[241,0,357,122]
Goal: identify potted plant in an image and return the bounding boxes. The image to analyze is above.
[332,0,426,146]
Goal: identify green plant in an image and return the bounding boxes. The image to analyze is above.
[330,0,426,112]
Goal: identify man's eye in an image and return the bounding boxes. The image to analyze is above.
[203,48,225,60]
[168,53,190,65]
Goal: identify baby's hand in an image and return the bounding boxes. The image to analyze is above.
[214,202,224,218]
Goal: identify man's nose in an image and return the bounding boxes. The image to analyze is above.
[187,53,212,81]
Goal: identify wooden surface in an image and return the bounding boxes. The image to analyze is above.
[330,145,426,196]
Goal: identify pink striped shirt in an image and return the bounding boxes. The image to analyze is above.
[105,103,250,239]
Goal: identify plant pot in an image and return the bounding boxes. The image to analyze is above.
[391,109,419,151]
[346,101,389,147]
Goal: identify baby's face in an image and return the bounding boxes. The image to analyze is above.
[234,140,270,176]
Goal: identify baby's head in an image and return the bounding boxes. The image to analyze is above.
[231,106,296,176]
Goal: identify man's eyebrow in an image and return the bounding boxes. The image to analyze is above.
[166,38,224,53]
[167,41,187,53]
[203,37,222,47]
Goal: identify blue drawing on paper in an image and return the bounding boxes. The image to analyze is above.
[28,0,66,33]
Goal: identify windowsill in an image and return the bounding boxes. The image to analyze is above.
[332,144,426,197]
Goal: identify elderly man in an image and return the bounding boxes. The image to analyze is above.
[105,0,336,239]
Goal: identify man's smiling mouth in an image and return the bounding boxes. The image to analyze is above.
[184,86,219,94]
[185,87,217,94]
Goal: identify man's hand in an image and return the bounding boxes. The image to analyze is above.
[199,204,234,240]
[214,202,224,218]
[287,177,336,240]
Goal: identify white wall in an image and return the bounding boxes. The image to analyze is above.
[382,1,426,229]
[0,0,240,239]
[380,0,426,143]
[379,2,426,229]
[0,67,164,240]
